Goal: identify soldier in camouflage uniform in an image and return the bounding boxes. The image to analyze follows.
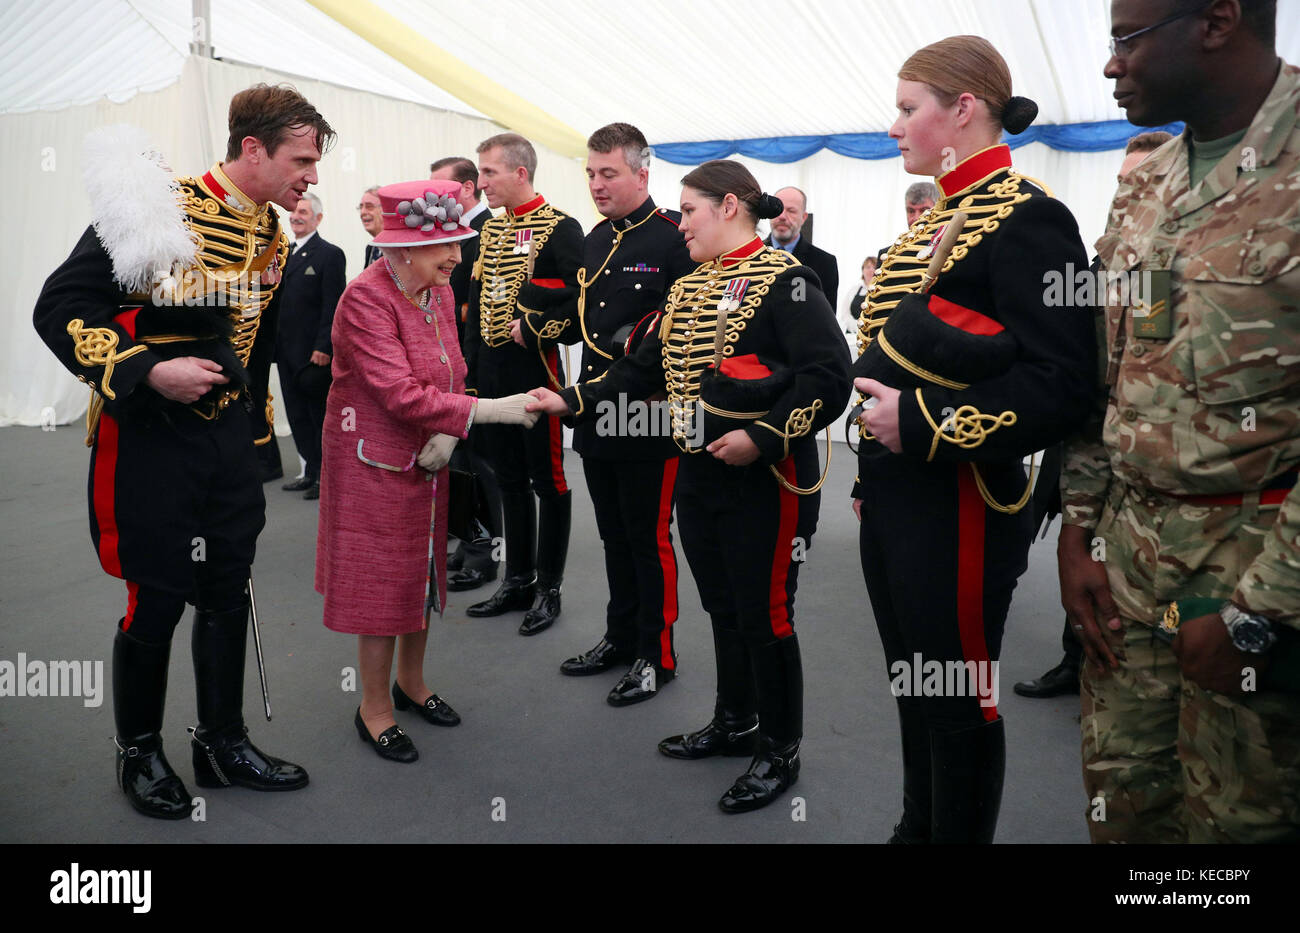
[1060,0,1300,844]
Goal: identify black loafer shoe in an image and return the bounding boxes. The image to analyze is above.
[1013,659,1080,698]
[448,566,498,592]
[607,658,675,707]
[116,734,193,820]
[302,482,320,501]
[658,716,759,759]
[190,724,310,791]
[560,638,632,676]
[519,587,561,636]
[467,576,536,617]
[282,476,314,492]
[718,738,800,814]
[392,682,461,726]
[354,708,418,763]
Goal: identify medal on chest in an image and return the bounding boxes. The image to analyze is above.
[513,228,533,255]
[717,277,749,313]
[260,249,282,287]
[914,224,949,261]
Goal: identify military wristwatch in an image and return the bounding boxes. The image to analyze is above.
[1220,603,1278,654]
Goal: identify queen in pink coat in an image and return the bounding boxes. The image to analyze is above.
[316,179,538,764]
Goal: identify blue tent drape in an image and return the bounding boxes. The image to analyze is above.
[651,120,1184,165]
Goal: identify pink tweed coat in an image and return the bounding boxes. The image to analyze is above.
[316,259,475,636]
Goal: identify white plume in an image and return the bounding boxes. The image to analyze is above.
[83,124,198,294]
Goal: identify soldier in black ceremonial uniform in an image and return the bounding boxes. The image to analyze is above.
[32,86,334,819]
[852,37,1094,843]
[520,124,695,705]
[530,160,850,813]
[464,133,583,635]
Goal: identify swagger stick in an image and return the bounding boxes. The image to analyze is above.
[919,211,968,293]
[246,575,272,721]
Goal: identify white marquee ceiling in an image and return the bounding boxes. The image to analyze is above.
[6,0,1299,143]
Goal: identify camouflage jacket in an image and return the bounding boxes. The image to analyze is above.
[1061,61,1300,626]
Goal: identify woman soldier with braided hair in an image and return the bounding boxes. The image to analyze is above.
[852,35,1095,843]
[529,160,851,813]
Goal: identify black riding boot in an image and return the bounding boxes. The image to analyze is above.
[659,625,757,758]
[718,634,802,813]
[113,624,192,820]
[930,716,1005,844]
[887,698,932,843]
[468,484,537,617]
[520,490,571,635]
[190,603,309,791]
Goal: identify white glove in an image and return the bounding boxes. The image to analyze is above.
[475,394,540,428]
[417,433,458,472]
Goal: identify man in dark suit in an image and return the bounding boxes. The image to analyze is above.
[429,156,501,592]
[765,186,837,303]
[276,193,345,500]
[358,186,383,267]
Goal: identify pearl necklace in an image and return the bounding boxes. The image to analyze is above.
[387,259,431,310]
[385,259,453,375]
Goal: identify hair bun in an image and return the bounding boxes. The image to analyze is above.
[757,192,784,220]
[1001,96,1038,135]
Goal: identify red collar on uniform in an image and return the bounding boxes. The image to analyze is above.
[511,194,546,216]
[204,170,227,201]
[936,144,1013,199]
[719,236,764,268]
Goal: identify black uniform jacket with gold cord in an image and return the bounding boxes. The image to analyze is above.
[850,144,1093,496]
[558,237,852,464]
[33,164,287,434]
[463,194,583,397]
[524,196,695,460]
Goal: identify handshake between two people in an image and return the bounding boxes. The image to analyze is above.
[521,388,762,467]
[415,393,541,472]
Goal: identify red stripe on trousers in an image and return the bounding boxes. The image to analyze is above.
[956,466,997,721]
[123,580,140,632]
[545,348,569,494]
[93,412,123,578]
[656,458,680,669]
[767,457,798,639]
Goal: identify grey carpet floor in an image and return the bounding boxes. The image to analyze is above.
[0,426,1088,843]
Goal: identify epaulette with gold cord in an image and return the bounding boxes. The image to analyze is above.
[475,205,567,348]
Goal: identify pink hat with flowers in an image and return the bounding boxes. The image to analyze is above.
[371,178,479,247]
